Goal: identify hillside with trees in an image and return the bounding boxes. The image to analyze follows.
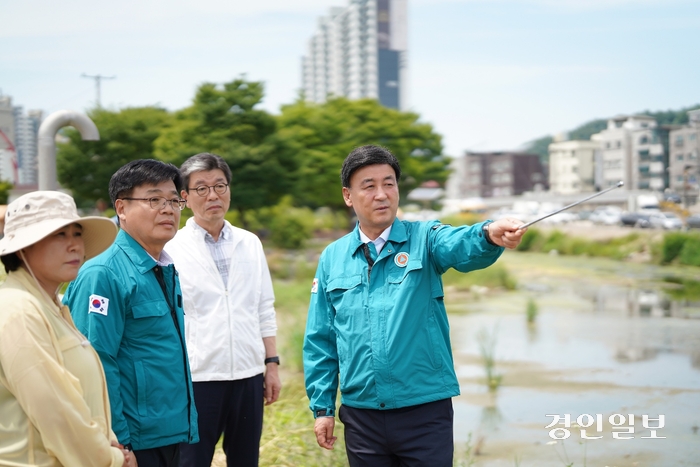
[523,103,700,163]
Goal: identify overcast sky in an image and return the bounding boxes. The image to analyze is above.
[2,0,699,156]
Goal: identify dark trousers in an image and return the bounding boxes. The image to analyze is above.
[134,444,180,467]
[179,374,264,467]
[339,398,454,467]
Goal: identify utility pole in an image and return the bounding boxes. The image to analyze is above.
[81,73,116,108]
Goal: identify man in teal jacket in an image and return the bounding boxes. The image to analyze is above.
[64,160,198,467]
[303,145,526,466]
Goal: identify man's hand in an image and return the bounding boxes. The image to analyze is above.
[264,364,281,406]
[488,218,527,249]
[314,417,337,450]
[112,441,137,467]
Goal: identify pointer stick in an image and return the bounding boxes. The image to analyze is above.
[517,181,624,229]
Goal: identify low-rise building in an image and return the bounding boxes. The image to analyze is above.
[591,115,665,191]
[548,137,600,194]
[668,109,700,203]
[447,151,547,198]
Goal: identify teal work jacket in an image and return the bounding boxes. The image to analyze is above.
[63,230,199,450]
[303,219,504,416]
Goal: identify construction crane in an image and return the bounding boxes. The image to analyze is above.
[0,128,19,184]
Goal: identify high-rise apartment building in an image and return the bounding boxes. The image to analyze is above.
[0,94,42,186]
[302,0,407,110]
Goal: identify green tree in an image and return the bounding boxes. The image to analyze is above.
[57,107,171,207]
[154,78,297,227]
[0,180,12,205]
[277,97,448,210]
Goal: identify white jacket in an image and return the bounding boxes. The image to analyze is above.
[165,218,277,382]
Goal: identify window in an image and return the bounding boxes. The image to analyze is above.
[616,141,622,149]
[675,135,684,147]
[690,133,697,141]
[639,135,648,145]
[677,154,684,161]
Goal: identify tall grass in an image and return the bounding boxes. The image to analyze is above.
[476,325,502,392]
[517,228,653,261]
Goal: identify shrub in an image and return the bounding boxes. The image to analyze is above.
[661,232,688,264]
[516,228,543,252]
[679,235,700,267]
[541,230,568,254]
[439,212,485,227]
[262,196,315,250]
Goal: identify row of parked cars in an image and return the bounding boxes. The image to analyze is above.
[589,206,700,230]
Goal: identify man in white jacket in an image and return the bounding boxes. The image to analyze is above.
[165,152,281,467]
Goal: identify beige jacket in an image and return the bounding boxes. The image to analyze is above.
[0,268,124,467]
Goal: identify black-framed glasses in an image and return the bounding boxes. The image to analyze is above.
[188,183,229,197]
[120,197,187,211]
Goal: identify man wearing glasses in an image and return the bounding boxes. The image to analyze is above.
[64,159,199,467]
[165,152,280,467]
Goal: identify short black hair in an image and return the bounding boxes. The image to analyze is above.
[1,252,21,273]
[109,159,183,206]
[341,145,401,188]
[180,153,232,191]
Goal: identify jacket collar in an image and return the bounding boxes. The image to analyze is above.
[350,217,407,255]
[115,229,158,274]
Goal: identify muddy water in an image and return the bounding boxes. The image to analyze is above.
[447,251,700,467]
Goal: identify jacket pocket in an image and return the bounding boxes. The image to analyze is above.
[135,360,148,416]
[129,300,171,339]
[387,260,423,284]
[132,300,170,319]
[326,274,363,311]
[326,274,363,362]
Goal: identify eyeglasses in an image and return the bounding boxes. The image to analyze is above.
[120,197,187,211]
[188,183,229,197]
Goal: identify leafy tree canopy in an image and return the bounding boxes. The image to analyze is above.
[154,78,298,222]
[57,106,171,207]
[0,180,12,205]
[277,97,448,210]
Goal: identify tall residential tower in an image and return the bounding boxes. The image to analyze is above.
[302,0,407,110]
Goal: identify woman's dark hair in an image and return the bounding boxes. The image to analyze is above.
[341,145,401,188]
[1,252,21,273]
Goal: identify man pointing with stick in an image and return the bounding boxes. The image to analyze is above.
[303,145,526,466]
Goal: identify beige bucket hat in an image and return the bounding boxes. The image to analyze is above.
[0,191,118,260]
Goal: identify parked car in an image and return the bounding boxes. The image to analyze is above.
[687,215,700,229]
[663,192,682,204]
[620,211,652,228]
[647,212,683,230]
[589,206,623,225]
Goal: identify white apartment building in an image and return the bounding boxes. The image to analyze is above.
[302,0,407,110]
[548,138,600,194]
[0,95,42,186]
[668,109,700,198]
[0,96,16,183]
[591,115,665,191]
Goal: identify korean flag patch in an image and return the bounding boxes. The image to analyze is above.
[311,278,319,294]
[88,294,109,316]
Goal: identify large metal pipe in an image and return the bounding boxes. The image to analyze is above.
[38,110,99,190]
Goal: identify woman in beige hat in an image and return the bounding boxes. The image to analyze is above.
[0,191,136,467]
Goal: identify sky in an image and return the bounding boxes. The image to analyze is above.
[2,0,699,157]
